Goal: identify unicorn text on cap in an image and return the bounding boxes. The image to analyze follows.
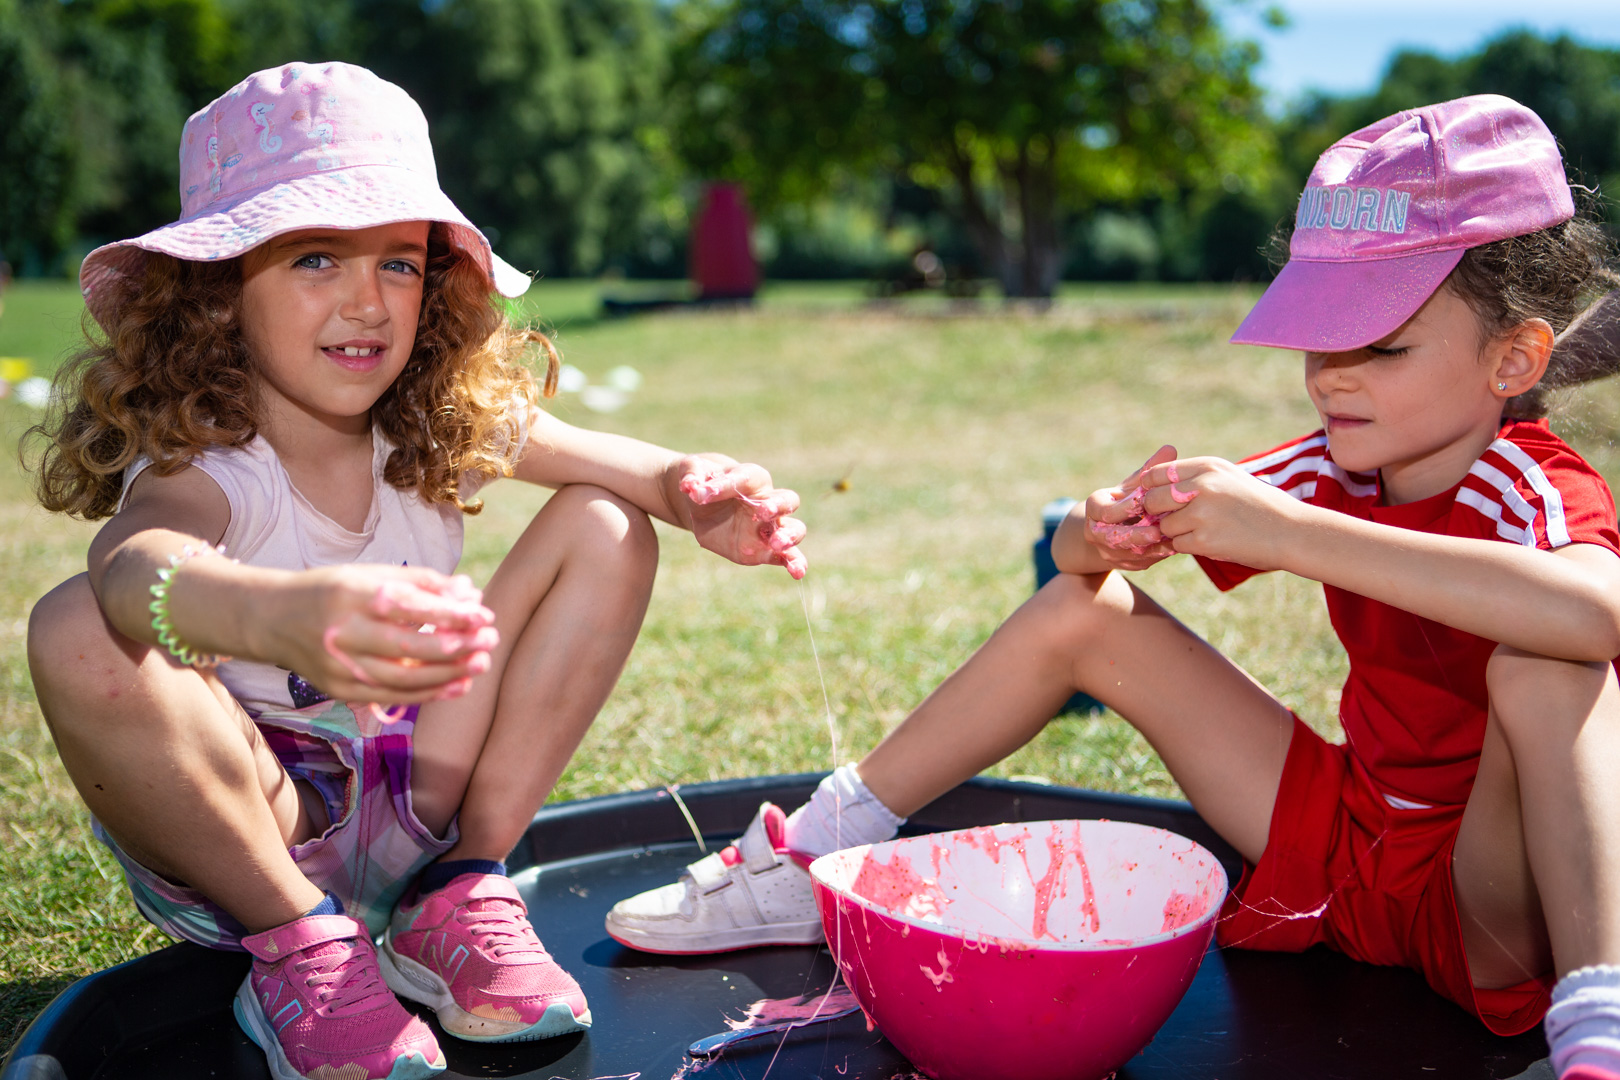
[1295,185,1411,234]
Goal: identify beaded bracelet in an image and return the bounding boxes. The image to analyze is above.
[148,543,232,668]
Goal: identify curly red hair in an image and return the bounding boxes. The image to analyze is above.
[27,223,557,519]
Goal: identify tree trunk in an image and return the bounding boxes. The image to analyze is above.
[1013,136,1064,300]
[946,137,1067,299]
[946,143,1015,295]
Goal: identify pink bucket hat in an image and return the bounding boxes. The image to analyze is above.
[78,61,530,329]
[1231,94,1573,352]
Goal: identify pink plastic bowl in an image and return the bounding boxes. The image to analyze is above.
[809,819,1228,1080]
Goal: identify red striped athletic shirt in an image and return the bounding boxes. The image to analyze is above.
[1197,420,1620,808]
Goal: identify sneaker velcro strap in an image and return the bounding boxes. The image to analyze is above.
[737,813,782,875]
[243,914,366,961]
[687,851,731,889]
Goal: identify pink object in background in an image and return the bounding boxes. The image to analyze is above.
[690,182,758,300]
[810,819,1227,1080]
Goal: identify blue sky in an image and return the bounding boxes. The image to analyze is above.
[1222,0,1620,106]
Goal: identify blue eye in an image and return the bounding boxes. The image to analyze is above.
[294,253,332,270]
[383,259,421,276]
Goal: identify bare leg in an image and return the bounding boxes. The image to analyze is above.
[28,575,325,931]
[857,570,1297,863]
[1453,646,1620,988]
[410,484,658,859]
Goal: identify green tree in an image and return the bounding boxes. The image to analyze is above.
[673,0,1274,297]
[1280,32,1620,222]
[0,0,673,278]
[355,0,670,277]
[0,0,80,272]
[0,0,212,270]
[224,0,362,84]
[53,11,191,247]
[86,0,239,107]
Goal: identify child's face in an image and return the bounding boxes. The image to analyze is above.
[1304,284,1508,502]
[239,221,430,433]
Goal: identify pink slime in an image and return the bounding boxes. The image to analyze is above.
[722,984,862,1032]
[1089,484,1162,554]
[1090,463,1198,554]
[1166,462,1197,505]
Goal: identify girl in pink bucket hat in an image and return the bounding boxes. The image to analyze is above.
[605,94,1620,1078]
[25,61,806,1080]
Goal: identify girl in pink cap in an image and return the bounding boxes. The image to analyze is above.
[24,62,806,1080]
[607,95,1620,1078]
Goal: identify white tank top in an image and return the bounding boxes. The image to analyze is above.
[120,434,473,715]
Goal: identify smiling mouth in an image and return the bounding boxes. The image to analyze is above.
[328,346,381,357]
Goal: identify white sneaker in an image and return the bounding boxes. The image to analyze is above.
[605,802,825,954]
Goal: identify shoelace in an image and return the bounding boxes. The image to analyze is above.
[455,898,550,960]
[290,938,391,1016]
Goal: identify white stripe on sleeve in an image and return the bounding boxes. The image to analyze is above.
[1238,433,1376,502]
[1466,458,1540,534]
[1320,460,1379,500]
[1240,434,1328,476]
[1456,486,1535,546]
[1484,440,1570,548]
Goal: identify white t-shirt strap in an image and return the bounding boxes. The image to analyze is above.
[117,449,248,552]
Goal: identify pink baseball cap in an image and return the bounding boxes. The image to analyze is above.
[1231,94,1573,352]
[79,62,531,330]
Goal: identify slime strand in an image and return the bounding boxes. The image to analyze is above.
[1215,828,1387,949]
[323,625,376,686]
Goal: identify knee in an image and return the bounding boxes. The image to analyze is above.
[549,483,658,579]
[1025,571,1129,660]
[29,575,117,687]
[28,575,137,723]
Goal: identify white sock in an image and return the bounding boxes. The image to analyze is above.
[782,764,905,858]
[1546,965,1620,1078]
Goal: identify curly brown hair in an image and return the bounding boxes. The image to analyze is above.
[26,223,557,520]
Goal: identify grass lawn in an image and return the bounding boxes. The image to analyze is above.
[2,277,1618,1055]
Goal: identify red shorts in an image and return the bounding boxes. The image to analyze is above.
[1214,716,1553,1035]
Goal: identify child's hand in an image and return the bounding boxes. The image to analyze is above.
[1136,456,1304,569]
[267,565,499,704]
[1083,446,1181,570]
[677,457,808,579]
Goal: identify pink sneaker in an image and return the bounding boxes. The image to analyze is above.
[379,873,591,1042]
[234,912,445,1080]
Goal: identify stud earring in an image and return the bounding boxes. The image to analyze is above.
[1497,382,1507,391]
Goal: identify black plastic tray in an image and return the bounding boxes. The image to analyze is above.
[3,774,1548,1079]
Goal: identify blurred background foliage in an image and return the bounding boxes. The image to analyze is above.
[1,0,1617,293]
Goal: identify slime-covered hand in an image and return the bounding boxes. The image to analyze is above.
[678,457,809,579]
[1090,483,1159,552]
[1134,455,1300,570]
[273,564,499,707]
[1084,446,1184,568]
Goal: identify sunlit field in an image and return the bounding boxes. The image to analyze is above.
[4,279,1618,1052]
